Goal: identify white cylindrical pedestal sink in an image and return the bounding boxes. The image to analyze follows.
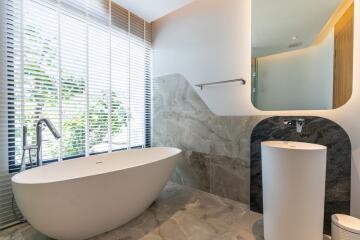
[261,141,327,240]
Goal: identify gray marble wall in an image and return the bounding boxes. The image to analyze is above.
[153,74,352,235]
[153,74,264,204]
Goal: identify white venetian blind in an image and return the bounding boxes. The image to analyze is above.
[0,0,21,228]
[60,7,88,159]
[111,4,130,151]
[0,0,152,228]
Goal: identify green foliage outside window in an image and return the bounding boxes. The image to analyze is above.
[17,24,128,161]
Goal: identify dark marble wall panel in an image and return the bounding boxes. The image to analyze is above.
[250,116,351,234]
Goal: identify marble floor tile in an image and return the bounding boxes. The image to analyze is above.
[0,182,329,240]
[0,183,262,240]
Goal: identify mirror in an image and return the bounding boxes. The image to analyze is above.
[251,0,354,111]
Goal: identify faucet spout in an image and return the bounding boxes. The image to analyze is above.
[296,119,305,133]
[37,118,61,139]
[36,118,61,166]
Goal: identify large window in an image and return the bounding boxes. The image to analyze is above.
[5,0,152,171]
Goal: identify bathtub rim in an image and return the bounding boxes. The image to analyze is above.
[11,147,181,186]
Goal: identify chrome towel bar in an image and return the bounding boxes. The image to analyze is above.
[195,78,246,90]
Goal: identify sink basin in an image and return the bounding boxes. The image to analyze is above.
[262,140,327,150]
[261,141,327,240]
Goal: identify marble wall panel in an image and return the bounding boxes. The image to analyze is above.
[250,116,351,234]
[153,74,264,203]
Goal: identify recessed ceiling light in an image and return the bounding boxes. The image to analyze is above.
[291,36,298,41]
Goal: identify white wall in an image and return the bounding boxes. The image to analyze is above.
[256,32,334,110]
[153,0,360,217]
[153,0,252,116]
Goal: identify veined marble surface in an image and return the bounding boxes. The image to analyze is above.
[0,182,264,240]
[153,74,264,203]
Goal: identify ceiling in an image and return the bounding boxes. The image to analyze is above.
[112,0,194,22]
[252,0,342,57]
[113,0,342,55]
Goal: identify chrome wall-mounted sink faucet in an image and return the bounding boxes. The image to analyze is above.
[283,119,305,133]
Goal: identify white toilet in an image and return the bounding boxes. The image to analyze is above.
[332,214,360,240]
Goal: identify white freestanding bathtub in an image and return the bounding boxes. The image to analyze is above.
[12,147,181,240]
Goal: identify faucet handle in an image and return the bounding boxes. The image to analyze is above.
[283,120,293,126]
